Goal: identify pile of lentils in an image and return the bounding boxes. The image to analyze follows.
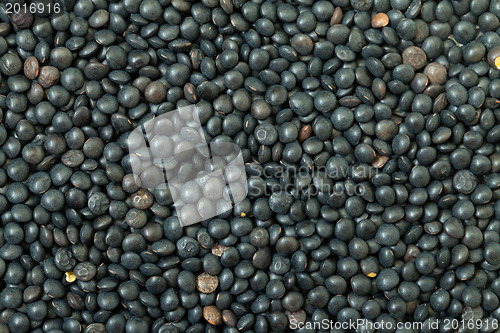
[0,0,500,332]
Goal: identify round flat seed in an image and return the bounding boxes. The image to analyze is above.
[196,273,219,293]
[372,13,389,28]
[203,305,222,325]
[24,56,39,80]
[423,62,447,85]
[402,46,427,70]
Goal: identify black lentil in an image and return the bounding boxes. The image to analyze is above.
[0,0,497,332]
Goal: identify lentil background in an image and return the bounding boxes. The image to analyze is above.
[0,0,499,332]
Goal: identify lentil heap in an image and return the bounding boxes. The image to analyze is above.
[0,0,499,332]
